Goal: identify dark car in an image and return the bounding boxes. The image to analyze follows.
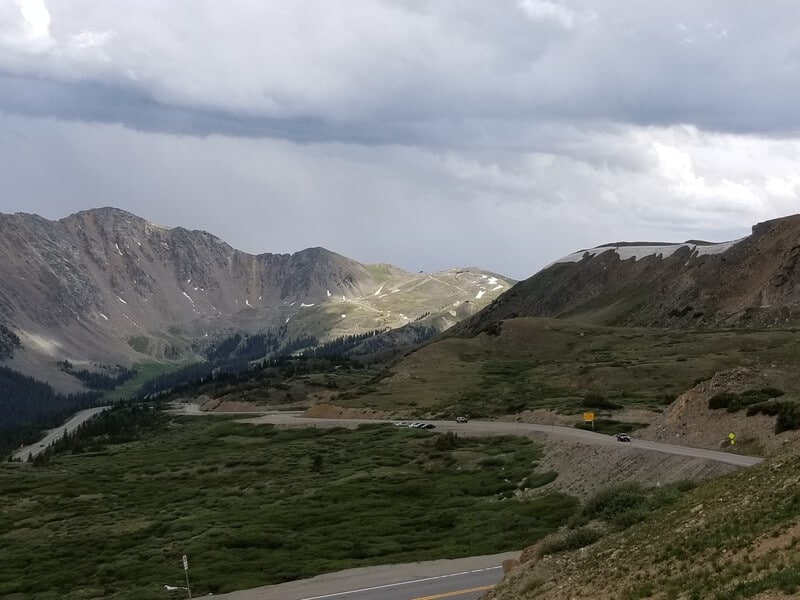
[421,423,436,429]
[614,433,631,442]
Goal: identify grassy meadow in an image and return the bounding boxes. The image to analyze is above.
[105,359,197,402]
[0,417,576,600]
[341,318,800,418]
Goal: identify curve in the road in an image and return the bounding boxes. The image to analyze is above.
[11,406,111,460]
[230,411,762,467]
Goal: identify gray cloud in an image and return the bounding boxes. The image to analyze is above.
[2,113,792,279]
[1,1,799,280]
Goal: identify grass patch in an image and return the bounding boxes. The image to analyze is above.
[105,359,198,401]
[0,418,576,599]
[581,393,623,410]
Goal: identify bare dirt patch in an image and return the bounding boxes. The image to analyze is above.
[197,396,265,413]
[537,437,737,499]
[302,403,396,420]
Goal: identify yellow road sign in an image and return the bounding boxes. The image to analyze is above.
[583,412,595,422]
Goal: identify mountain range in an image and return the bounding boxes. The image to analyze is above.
[0,207,513,390]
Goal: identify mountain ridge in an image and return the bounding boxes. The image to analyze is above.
[456,213,800,335]
[0,207,513,390]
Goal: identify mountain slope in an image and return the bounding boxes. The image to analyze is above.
[457,214,800,334]
[0,208,512,389]
[488,448,800,600]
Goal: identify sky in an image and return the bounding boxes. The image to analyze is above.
[2,1,800,280]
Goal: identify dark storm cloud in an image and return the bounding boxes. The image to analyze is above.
[0,73,387,144]
[3,1,800,143]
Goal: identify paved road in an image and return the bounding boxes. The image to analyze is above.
[233,411,762,467]
[207,552,518,600]
[12,406,111,460]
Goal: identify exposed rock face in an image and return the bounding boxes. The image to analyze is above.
[0,208,371,329]
[0,208,512,388]
[457,214,800,334]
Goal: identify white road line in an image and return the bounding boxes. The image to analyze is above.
[296,567,501,600]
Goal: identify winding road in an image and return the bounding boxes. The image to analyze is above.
[11,405,110,460]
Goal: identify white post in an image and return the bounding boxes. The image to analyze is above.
[182,555,192,600]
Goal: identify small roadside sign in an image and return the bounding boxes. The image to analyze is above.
[182,555,188,571]
[728,432,736,446]
[583,412,595,422]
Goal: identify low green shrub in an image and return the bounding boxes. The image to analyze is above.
[746,400,800,433]
[579,480,697,530]
[537,527,603,557]
[583,482,648,522]
[776,405,800,433]
[708,388,785,412]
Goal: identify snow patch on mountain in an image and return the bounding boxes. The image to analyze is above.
[182,292,196,308]
[555,238,746,265]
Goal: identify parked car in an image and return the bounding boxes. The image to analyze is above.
[394,422,411,427]
[614,432,631,442]
[455,416,468,423]
[421,423,436,429]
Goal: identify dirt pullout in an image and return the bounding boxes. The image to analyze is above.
[303,403,396,420]
[198,396,265,413]
[642,367,800,454]
[537,437,737,499]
